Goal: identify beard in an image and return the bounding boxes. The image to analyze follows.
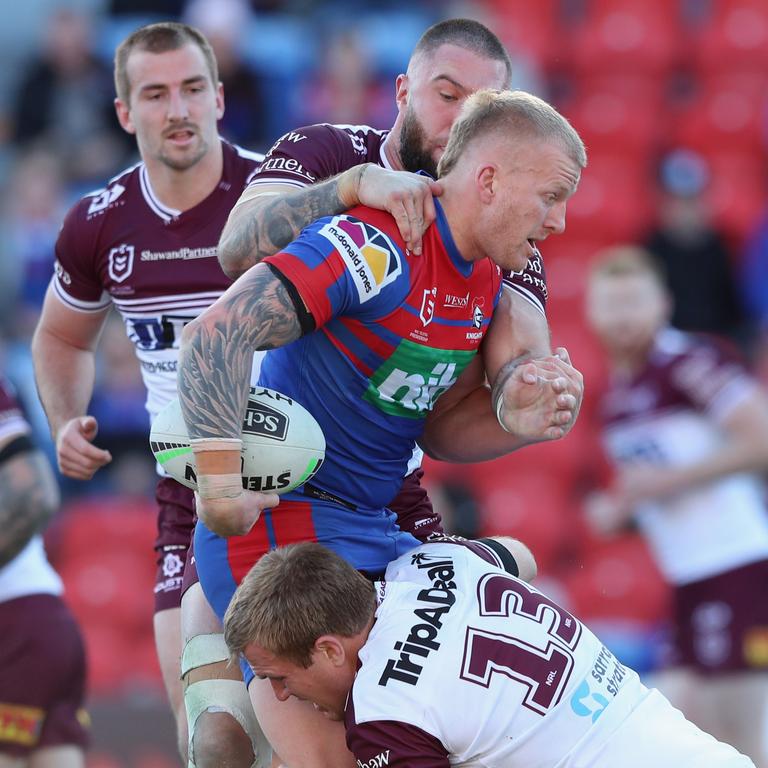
[399,106,438,177]
[158,133,209,171]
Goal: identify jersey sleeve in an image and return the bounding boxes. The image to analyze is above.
[263,213,408,327]
[503,243,547,315]
[669,336,758,423]
[52,198,111,313]
[346,720,450,768]
[248,124,359,190]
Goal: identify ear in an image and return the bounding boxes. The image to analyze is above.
[394,73,408,111]
[114,97,135,135]
[477,164,498,204]
[215,81,225,121]
[314,635,346,667]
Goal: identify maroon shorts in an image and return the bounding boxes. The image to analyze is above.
[672,558,768,674]
[388,468,442,541]
[0,594,89,756]
[154,476,199,613]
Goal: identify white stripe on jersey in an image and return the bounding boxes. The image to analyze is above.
[232,143,266,163]
[247,177,307,190]
[320,123,389,136]
[502,281,546,317]
[113,290,223,307]
[0,413,29,443]
[52,277,112,312]
[140,165,181,221]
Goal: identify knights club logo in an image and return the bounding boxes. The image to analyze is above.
[108,243,134,283]
[472,297,485,329]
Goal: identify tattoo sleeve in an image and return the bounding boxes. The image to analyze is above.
[0,450,58,567]
[218,171,361,279]
[178,265,304,440]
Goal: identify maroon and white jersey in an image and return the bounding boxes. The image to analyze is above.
[599,327,768,585]
[247,123,548,316]
[51,140,264,423]
[0,378,62,602]
[347,540,750,767]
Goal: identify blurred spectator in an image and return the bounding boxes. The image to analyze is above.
[297,29,392,127]
[741,210,768,379]
[644,148,746,343]
[584,245,768,766]
[0,149,67,341]
[184,0,270,147]
[9,8,133,185]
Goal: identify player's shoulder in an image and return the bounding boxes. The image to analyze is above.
[62,160,142,233]
[223,139,265,181]
[655,327,744,372]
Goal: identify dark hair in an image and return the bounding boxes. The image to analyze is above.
[410,18,513,86]
[114,22,218,104]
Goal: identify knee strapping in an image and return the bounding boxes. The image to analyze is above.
[182,634,272,768]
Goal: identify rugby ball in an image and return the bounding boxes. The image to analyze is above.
[150,386,325,494]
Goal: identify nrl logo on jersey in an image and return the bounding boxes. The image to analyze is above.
[108,244,134,283]
[319,216,402,303]
[88,183,125,215]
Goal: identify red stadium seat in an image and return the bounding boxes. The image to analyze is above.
[563,155,654,246]
[692,0,768,76]
[704,151,768,246]
[562,533,670,624]
[54,497,157,564]
[564,78,665,159]
[568,1,685,78]
[486,0,563,67]
[672,74,768,157]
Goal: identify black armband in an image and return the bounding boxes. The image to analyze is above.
[0,434,35,466]
[264,263,316,335]
[476,537,519,577]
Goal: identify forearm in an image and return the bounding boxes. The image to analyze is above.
[654,445,768,499]
[419,386,533,462]
[32,328,96,439]
[0,449,59,567]
[178,265,303,441]
[218,167,366,280]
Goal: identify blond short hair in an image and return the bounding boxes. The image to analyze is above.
[114,21,218,104]
[224,543,377,668]
[437,89,587,178]
[589,245,668,286]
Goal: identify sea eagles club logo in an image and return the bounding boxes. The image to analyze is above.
[108,244,134,283]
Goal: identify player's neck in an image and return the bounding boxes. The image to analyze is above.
[609,346,650,377]
[438,190,476,263]
[144,142,224,212]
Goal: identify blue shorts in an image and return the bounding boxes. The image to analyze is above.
[194,489,419,682]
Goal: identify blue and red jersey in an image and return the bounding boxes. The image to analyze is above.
[261,199,502,509]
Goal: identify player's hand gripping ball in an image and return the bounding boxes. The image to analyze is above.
[150,387,325,494]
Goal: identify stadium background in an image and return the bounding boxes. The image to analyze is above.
[2,0,767,763]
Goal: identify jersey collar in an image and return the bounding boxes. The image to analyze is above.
[434,197,472,277]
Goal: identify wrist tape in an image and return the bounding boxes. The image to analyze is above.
[190,438,243,500]
[197,473,243,501]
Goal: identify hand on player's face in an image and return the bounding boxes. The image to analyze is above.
[496,348,583,441]
[56,416,112,480]
[356,165,443,257]
[194,490,279,537]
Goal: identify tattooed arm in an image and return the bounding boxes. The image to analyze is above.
[218,166,442,280]
[178,264,305,536]
[0,434,60,567]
